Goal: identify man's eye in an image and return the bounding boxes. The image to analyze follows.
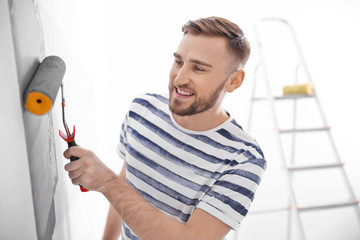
[194,66,205,72]
[175,59,183,66]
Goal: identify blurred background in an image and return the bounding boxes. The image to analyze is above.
[37,0,360,239]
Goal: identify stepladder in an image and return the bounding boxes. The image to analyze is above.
[245,18,360,240]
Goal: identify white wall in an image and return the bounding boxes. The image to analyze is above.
[38,0,360,239]
[0,1,37,239]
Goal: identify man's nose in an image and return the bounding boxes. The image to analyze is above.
[174,66,191,86]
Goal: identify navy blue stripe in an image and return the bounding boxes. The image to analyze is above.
[243,150,256,159]
[123,223,138,240]
[242,158,267,170]
[214,181,254,201]
[207,191,248,216]
[121,122,127,139]
[126,144,211,193]
[129,111,235,166]
[145,93,169,104]
[133,98,172,124]
[118,149,126,157]
[217,128,265,159]
[187,133,240,154]
[128,125,221,179]
[128,181,191,223]
[231,119,243,130]
[199,200,228,216]
[127,163,199,206]
[120,135,126,146]
[223,169,261,184]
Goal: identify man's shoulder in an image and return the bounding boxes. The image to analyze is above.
[221,118,264,156]
[223,119,255,143]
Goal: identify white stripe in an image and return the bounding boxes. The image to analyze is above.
[125,142,207,199]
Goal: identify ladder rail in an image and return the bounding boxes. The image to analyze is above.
[254,18,307,240]
[290,63,301,167]
[247,64,260,132]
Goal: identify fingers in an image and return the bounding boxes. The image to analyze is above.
[63,146,88,159]
[66,163,83,179]
[65,160,83,183]
[63,146,89,188]
[63,146,99,190]
[64,159,82,172]
[65,161,92,189]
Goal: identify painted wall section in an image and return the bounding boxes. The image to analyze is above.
[0,1,37,239]
[0,0,58,239]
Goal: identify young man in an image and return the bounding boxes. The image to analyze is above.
[64,16,266,240]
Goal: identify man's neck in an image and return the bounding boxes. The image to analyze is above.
[172,107,230,132]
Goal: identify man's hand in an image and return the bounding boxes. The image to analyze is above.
[63,146,116,193]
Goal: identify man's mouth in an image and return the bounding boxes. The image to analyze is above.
[175,87,194,96]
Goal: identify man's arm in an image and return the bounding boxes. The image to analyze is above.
[103,173,231,240]
[64,147,231,240]
[103,205,122,240]
[102,164,126,240]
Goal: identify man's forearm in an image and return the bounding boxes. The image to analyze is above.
[103,205,122,240]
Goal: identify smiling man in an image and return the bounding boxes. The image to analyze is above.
[64,16,266,240]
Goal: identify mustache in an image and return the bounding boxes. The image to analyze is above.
[170,83,195,92]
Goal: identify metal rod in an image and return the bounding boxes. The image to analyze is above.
[287,163,343,171]
[60,83,71,138]
[252,94,315,102]
[248,206,290,215]
[279,127,329,134]
[298,200,359,212]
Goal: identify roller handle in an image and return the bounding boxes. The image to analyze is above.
[67,140,89,192]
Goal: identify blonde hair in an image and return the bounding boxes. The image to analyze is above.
[182,16,250,71]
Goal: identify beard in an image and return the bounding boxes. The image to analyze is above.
[168,79,227,116]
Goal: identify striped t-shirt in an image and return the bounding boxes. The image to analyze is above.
[117,93,266,239]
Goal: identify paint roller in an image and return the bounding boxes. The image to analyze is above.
[24,56,65,115]
[24,56,88,192]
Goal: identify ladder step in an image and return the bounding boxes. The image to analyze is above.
[297,200,359,212]
[249,199,359,214]
[276,94,315,100]
[249,206,290,215]
[286,162,344,171]
[252,94,315,101]
[279,127,330,133]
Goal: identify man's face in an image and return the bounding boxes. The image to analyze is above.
[168,34,232,116]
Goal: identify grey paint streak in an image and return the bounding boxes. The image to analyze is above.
[8,0,57,239]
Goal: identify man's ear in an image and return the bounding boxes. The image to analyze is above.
[226,70,245,93]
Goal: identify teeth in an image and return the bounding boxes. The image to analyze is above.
[177,88,193,96]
